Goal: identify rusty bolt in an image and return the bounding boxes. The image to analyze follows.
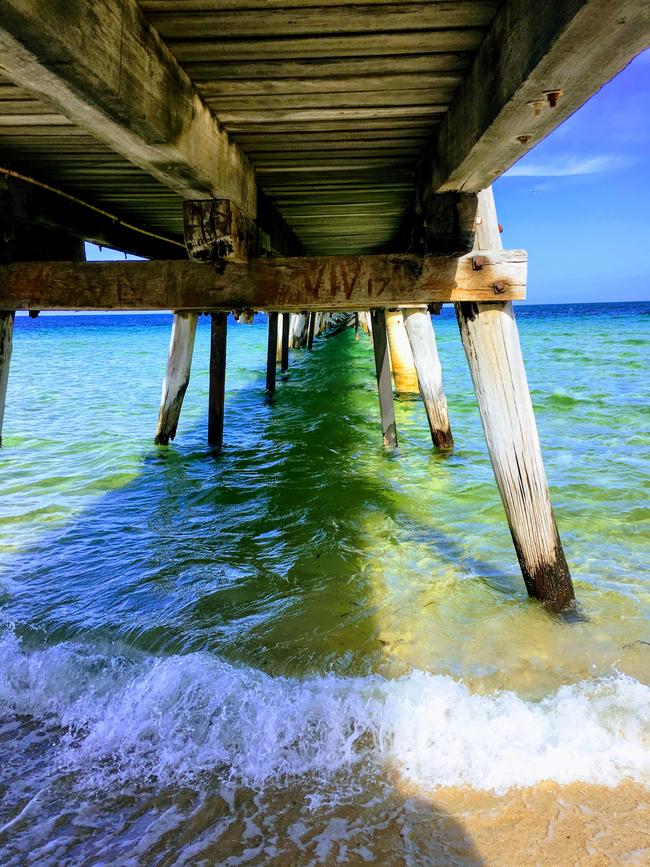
[493,282,506,295]
[517,134,533,146]
[527,99,545,117]
[473,256,487,270]
[544,89,563,108]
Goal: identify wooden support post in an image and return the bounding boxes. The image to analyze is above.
[266,312,278,396]
[402,307,454,450]
[386,309,419,394]
[0,311,15,446]
[155,311,198,445]
[370,309,397,449]
[281,312,290,373]
[208,312,227,449]
[456,188,574,609]
[307,312,316,351]
[354,312,360,340]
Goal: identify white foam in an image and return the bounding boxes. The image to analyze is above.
[0,628,648,795]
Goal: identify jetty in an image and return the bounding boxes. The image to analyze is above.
[0,1,647,610]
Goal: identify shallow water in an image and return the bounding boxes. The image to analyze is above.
[0,304,648,864]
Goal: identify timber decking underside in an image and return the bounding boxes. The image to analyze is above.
[0,2,498,255]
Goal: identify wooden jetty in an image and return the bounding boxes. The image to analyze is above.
[0,0,647,609]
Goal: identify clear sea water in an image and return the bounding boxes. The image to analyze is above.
[0,303,648,864]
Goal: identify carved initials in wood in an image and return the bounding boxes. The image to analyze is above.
[338,261,362,299]
[304,262,327,297]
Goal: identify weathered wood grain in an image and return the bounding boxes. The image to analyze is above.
[402,307,453,449]
[0,0,256,213]
[0,251,526,311]
[154,311,198,445]
[370,309,397,449]
[266,312,279,395]
[455,188,574,609]
[208,311,227,449]
[145,3,498,38]
[0,311,14,446]
[386,310,419,394]
[419,0,650,193]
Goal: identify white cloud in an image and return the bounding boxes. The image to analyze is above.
[505,154,631,177]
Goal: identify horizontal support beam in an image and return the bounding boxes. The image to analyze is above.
[0,0,256,212]
[419,0,649,194]
[0,251,526,311]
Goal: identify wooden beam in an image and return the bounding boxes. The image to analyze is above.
[456,188,575,610]
[370,309,397,449]
[0,251,526,311]
[402,307,453,450]
[154,311,198,445]
[0,0,256,212]
[265,312,279,396]
[385,310,419,394]
[208,312,227,449]
[0,311,14,446]
[418,0,650,194]
[281,313,290,372]
[307,312,316,351]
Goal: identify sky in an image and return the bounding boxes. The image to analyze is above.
[494,47,650,303]
[87,47,650,305]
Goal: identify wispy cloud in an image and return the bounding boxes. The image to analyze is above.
[505,154,632,177]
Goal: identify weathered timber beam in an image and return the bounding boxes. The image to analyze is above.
[0,0,256,214]
[0,173,187,261]
[418,0,650,194]
[0,252,526,311]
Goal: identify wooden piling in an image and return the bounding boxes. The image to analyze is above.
[370,309,397,449]
[402,307,453,449]
[386,309,420,394]
[281,312,290,372]
[0,311,15,447]
[456,188,574,609]
[208,311,227,449]
[266,312,278,396]
[307,312,316,350]
[155,311,198,445]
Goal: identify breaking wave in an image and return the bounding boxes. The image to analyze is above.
[1,628,648,796]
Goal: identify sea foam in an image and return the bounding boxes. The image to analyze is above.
[0,628,648,795]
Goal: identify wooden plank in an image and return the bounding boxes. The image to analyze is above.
[146,4,498,38]
[370,309,397,448]
[181,54,472,81]
[170,31,485,62]
[0,251,527,311]
[0,0,256,214]
[455,188,574,609]
[196,72,463,97]
[208,311,227,448]
[419,0,650,193]
[0,311,14,446]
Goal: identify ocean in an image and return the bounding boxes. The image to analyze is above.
[0,303,648,864]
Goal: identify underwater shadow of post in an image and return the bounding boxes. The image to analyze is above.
[4,329,508,669]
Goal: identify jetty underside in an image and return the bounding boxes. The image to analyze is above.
[0,0,647,609]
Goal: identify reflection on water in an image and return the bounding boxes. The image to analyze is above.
[0,304,648,863]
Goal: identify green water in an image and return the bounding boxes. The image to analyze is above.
[0,304,648,864]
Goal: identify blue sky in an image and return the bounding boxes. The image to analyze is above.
[495,47,650,303]
[88,48,650,304]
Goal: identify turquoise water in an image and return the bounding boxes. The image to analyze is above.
[0,304,648,863]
